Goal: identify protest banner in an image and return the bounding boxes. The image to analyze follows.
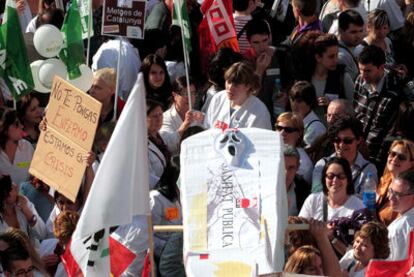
[30,76,101,202]
[102,0,146,39]
[180,128,287,276]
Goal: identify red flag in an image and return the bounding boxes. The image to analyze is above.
[61,241,83,277]
[141,252,151,277]
[62,237,136,277]
[109,237,136,277]
[366,231,414,277]
[198,0,239,74]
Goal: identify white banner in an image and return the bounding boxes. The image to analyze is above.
[180,128,287,276]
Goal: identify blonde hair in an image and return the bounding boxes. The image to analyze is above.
[367,9,390,29]
[53,211,80,246]
[384,139,414,179]
[276,112,305,146]
[94,67,116,89]
[0,228,49,276]
[285,245,321,274]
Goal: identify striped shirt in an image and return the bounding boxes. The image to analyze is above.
[353,71,402,163]
[233,14,252,55]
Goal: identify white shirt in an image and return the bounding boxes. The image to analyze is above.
[148,140,167,189]
[0,139,34,185]
[25,15,37,33]
[0,197,47,245]
[92,38,141,100]
[299,192,364,221]
[303,111,326,149]
[150,190,182,257]
[340,249,366,277]
[160,105,182,155]
[204,90,272,130]
[387,207,414,260]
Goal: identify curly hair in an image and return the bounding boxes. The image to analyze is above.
[53,211,80,245]
[354,221,390,259]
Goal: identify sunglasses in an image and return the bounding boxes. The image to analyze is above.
[388,187,414,199]
[333,137,355,145]
[325,173,347,180]
[388,151,409,161]
[275,125,299,133]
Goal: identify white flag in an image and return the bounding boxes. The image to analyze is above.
[70,73,150,276]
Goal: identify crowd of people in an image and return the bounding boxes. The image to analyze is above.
[1,0,414,275]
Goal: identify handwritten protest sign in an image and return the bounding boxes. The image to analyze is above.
[30,77,102,202]
[102,0,146,39]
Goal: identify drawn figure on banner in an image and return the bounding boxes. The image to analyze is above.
[206,129,261,250]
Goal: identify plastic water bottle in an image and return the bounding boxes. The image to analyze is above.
[273,77,284,118]
[363,172,376,212]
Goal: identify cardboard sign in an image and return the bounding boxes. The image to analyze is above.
[30,77,102,202]
[102,0,146,39]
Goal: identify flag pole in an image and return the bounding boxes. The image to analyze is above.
[177,0,192,111]
[86,0,93,67]
[147,215,156,277]
[113,37,121,122]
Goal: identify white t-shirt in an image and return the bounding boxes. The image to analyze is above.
[387,207,414,260]
[299,192,364,221]
[204,90,272,130]
[340,249,366,277]
[0,139,34,185]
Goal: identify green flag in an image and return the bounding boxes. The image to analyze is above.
[60,0,85,80]
[78,0,94,39]
[0,0,34,100]
[172,0,192,65]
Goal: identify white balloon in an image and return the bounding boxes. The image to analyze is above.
[38,59,67,89]
[30,60,50,93]
[67,64,94,92]
[33,24,64,58]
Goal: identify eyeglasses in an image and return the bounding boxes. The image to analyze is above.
[12,265,35,276]
[388,188,414,200]
[275,125,299,133]
[333,137,355,145]
[325,173,347,180]
[388,151,410,161]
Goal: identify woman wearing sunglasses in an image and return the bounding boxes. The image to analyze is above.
[377,139,414,226]
[312,117,378,197]
[275,112,314,184]
[0,109,34,186]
